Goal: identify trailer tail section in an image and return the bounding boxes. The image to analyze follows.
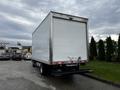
[32,11,88,75]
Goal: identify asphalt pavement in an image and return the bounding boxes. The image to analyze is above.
[0,61,119,90]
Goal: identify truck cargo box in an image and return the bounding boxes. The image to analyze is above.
[32,11,88,65]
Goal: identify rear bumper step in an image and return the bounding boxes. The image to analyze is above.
[51,69,92,76]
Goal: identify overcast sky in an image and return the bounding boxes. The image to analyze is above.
[0,0,120,45]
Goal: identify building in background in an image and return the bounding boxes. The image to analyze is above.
[22,46,32,53]
[0,41,32,60]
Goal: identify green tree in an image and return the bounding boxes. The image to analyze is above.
[106,36,114,61]
[112,40,118,61]
[117,34,120,61]
[89,36,97,60]
[98,39,105,60]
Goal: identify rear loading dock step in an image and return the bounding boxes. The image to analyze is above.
[50,69,92,76]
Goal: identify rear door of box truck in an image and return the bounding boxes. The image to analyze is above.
[52,16,88,64]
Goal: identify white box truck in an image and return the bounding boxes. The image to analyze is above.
[32,11,88,75]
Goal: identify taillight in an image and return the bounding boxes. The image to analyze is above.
[53,61,64,65]
[80,60,87,63]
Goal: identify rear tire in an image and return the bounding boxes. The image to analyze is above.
[39,63,47,75]
[32,60,36,67]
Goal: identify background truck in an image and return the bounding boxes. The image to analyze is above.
[0,46,10,60]
[32,11,88,75]
[10,46,22,60]
[24,52,32,60]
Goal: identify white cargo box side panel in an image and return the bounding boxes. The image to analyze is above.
[32,14,51,64]
[52,18,87,62]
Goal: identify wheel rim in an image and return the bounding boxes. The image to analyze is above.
[40,64,43,74]
[40,67,43,74]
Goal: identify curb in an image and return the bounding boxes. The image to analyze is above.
[80,73,120,88]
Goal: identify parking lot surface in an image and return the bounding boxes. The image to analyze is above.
[0,61,119,90]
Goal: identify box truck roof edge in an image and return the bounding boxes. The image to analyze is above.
[32,11,88,35]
